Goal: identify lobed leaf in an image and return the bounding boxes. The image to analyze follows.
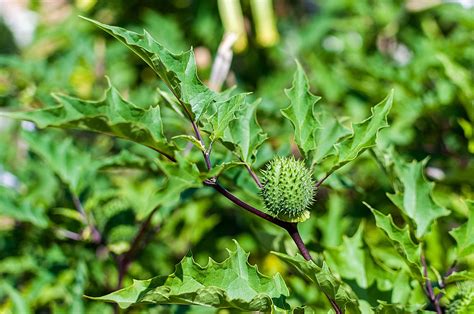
[365,204,423,282]
[444,271,474,284]
[81,17,216,120]
[209,94,246,142]
[324,222,395,290]
[390,157,450,238]
[89,241,290,311]
[272,251,360,313]
[22,131,98,195]
[0,193,48,228]
[222,99,267,164]
[311,108,351,165]
[117,157,203,220]
[327,90,393,174]
[1,82,176,161]
[282,62,321,156]
[98,150,148,169]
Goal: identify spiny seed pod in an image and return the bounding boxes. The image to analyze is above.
[260,156,315,222]
[447,281,474,314]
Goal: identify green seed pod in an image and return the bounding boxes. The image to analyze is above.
[260,156,315,222]
[447,281,474,314]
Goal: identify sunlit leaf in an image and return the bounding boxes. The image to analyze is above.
[82,17,216,120]
[311,108,351,165]
[326,90,393,174]
[1,82,176,161]
[365,204,423,282]
[282,62,321,156]
[89,241,290,311]
[210,94,246,142]
[222,99,267,164]
[389,157,450,238]
[444,271,474,284]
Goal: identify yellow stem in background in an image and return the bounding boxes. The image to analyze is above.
[250,0,279,47]
[217,0,247,53]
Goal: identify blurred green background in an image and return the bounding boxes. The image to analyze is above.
[0,0,473,312]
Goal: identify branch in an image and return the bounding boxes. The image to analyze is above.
[181,92,340,313]
[315,172,331,190]
[204,178,311,262]
[72,194,102,244]
[244,162,263,188]
[421,254,442,314]
[116,207,160,289]
[204,179,339,311]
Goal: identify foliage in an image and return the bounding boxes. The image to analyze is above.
[0,1,472,313]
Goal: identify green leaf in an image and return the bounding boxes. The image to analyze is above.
[316,193,351,247]
[311,108,351,165]
[89,241,290,311]
[1,82,176,161]
[272,252,360,313]
[389,157,450,238]
[0,191,48,228]
[328,90,393,173]
[374,301,419,313]
[282,62,321,156]
[204,161,245,179]
[444,271,474,284]
[324,222,395,290]
[172,135,205,152]
[22,131,98,195]
[222,99,267,164]
[210,94,246,142]
[449,201,474,258]
[117,157,202,220]
[0,282,31,314]
[365,204,423,282]
[81,17,216,120]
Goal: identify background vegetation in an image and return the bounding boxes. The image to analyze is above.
[0,0,472,313]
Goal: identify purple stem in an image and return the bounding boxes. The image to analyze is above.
[170,91,341,313]
[315,172,331,189]
[421,254,442,314]
[205,180,339,311]
[116,208,160,289]
[244,162,263,188]
[72,194,102,244]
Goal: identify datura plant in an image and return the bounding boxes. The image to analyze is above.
[1,14,472,314]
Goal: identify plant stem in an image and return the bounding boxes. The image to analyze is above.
[72,194,102,244]
[315,172,331,190]
[286,224,312,261]
[326,294,342,314]
[58,229,82,241]
[205,180,289,228]
[203,180,340,312]
[421,254,442,314]
[244,162,263,188]
[184,98,341,314]
[116,208,160,289]
[191,120,212,170]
